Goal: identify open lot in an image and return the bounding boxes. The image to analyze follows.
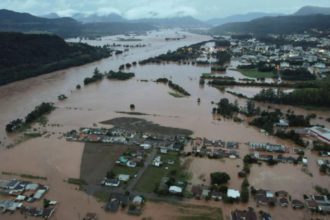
[80,143,131,184]
[101,117,193,136]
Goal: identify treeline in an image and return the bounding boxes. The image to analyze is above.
[238,62,275,73]
[83,68,136,85]
[155,78,190,96]
[107,70,135,80]
[139,41,212,65]
[254,85,330,107]
[275,130,306,147]
[6,102,55,133]
[168,80,190,96]
[257,36,318,49]
[281,68,316,81]
[0,32,111,86]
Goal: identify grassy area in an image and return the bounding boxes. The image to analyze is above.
[135,152,182,193]
[238,68,275,78]
[169,92,186,98]
[94,190,110,203]
[80,143,129,185]
[175,204,223,220]
[111,166,140,176]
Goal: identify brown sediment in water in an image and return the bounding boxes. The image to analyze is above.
[0,30,329,220]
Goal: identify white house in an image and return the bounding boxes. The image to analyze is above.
[169,186,183,194]
[227,189,240,199]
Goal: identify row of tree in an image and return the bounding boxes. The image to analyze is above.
[6,102,55,133]
[254,85,330,107]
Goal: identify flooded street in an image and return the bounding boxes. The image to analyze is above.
[0,29,329,220]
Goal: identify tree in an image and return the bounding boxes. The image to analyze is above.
[240,187,249,203]
[246,100,256,116]
[210,172,230,185]
[106,171,115,179]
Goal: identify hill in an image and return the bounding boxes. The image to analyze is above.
[0,32,111,85]
[206,12,281,27]
[0,9,80,38]
[210,14,330,35]
[294,6,330,16]
[0,9,156,38]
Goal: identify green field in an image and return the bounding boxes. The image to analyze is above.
[111,165,140,176]
[175,204,223,220]
[134,152,182,193]
[238,68,275,78]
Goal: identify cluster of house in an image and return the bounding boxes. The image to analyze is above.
[152,155,175,167]
[105,193,144,216]
[254,188,330,213]
[66,128,188,151]
[191,185,240,201]
[0,179,56,219]
[249,142,287,153]
[229,34,330,77]
[101,149,145,187]
[248,142,310,166]
[66,128,129,144]
[189,138,240,159]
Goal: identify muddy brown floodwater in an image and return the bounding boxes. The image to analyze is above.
[0,29,329,220]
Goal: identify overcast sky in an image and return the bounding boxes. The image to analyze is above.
[0,0,329,20]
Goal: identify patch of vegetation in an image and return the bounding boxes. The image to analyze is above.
[94,190,110,203]
[135,152,188,194]
[2,171,47,180]
[155,78,169,83]
[249,110,282,134]
[0,32,111,86]
[210,172,230,185]
[314,185,330,197]
[168,80,190,96]
[107,70,135,80]
[214,98,239,118]
[139,41,210,64]
[240,178,250,203]
[238,68,275,78]
[169,92,186,98]
[84,68,104,85]
[281,68,316,81]
[201,73,234,80]
[275,130,306,147]
[6,102,55,133]
[111,166,140,176]
[67,178,87,188]
[312,142,330,152]
[254,85,330,108]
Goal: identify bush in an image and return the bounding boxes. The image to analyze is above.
[210,172,230,185]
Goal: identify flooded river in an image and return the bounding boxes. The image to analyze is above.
[0,29,329,220]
